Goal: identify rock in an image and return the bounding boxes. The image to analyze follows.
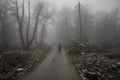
[81,52,85,55]
[16,68,25,72]
[117,62,120,65]
[84,72,98,80]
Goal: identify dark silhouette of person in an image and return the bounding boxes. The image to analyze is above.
[58,44,62,53]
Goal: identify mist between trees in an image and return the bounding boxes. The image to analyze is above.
[0,0,54,50]
[0,0,120,51]
[52,5,120,48]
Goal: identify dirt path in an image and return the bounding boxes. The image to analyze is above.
[23,47,80,80]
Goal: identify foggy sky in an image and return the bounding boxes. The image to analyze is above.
[47,0,120,12]
[28,0,120,13]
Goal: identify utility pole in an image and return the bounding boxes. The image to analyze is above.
[75,1,82,40]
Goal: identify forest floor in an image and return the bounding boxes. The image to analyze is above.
[68,51,120,80]
[0,48,50,80]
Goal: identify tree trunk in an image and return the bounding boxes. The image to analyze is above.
[15,0,25,49]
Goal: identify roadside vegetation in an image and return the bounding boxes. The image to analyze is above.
[0,47,51,80]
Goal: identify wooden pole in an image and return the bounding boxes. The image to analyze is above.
[78,2,82,40]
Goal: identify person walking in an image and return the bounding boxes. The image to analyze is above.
[58,44,62,53]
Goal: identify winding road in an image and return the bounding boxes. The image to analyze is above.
[23,47,79,80]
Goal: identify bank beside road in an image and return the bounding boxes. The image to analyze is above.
[67,52,120,80]
[0,48,51,80]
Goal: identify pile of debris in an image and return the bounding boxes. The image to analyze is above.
[69,54,120,80]
[68,40,104,55]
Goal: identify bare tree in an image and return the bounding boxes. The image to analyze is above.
[26,0,31,45]
[0,0,12,50]
[13,0,46,49]
[14,0,25,48]
[25,2,45,49]
[34,2,53,48]
[94,8,120,45]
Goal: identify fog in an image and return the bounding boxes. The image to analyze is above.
[45,0,120,46]
[0,0,120,49]
[0,0,120,80]
[47,0,120,12]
